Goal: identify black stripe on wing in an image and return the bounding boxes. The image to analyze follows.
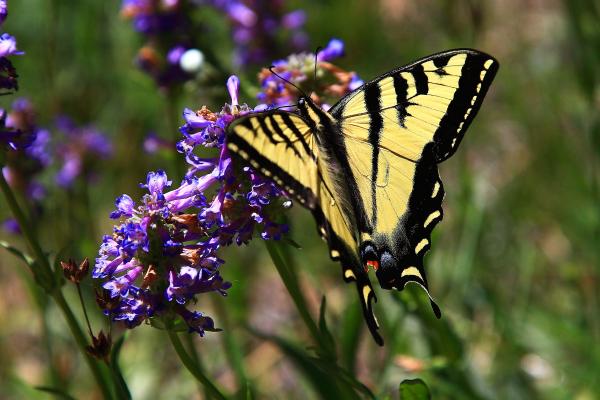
[433,52,499,162]
[227,132,317,207]
[392,143,443,317]
[312,203,384,346]
[364,82,383,226]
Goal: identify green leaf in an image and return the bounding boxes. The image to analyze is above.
[251,329,349,399]
[317,296,336,360]
[34,386,77,400]
[339,298,362,374]
[399,379,431,400]
[283,236,303,250]
[0,240,33,266]
[111,334,132,400]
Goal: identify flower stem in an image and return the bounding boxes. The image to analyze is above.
[167,330,227,400]
[264,241,329,353]
[0,166,55,285]
[52,290,115,400]
[183,333,211,399]
[76,283,95,337]
[0,168,115,399]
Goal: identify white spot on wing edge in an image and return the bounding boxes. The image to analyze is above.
[401,266,423,279]
[344,269,356,280]
[362,285,372,305]
[228,142,239,152]
[424,210,441,228]
[432,181,441,198]
[415,238,429,254]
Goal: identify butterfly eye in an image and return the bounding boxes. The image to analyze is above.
[298,97,306,106]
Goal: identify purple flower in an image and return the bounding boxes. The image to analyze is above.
[143,132,172,154]
[121,0,199,88]
[0,2,21,92]
[54,117,112,188]
[110,194,135,219]
[317,38,344,62]
[209,0,308,66]
[256,39,363,108]
[1,99,51,204]
[0,33,22,57]
[227,75,240,106]
[2,217,20,234]
[0,1,7,25]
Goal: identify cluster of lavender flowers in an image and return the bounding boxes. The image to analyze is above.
[93,39,362,335]
[1,0,26,152]
[0,0,22,94]
[54,117,113,188]
[210,0,307,66]
[121,0,309,88]
[94,76,289,334]
[121,0,205,88]
[258,38,363,108]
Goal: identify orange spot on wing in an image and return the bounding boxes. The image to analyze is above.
[365,260,379,273]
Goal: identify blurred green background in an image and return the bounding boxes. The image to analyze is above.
[1,0,599,399]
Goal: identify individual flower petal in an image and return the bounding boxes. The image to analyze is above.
[317,38,344,62]
[110,194,135,219]
[227,75,240,106]
[0,33,23,57]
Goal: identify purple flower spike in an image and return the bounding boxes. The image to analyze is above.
[54,117,112,188]
[317,38,344,62]
[2,100,51,217]
[210,0,308,66]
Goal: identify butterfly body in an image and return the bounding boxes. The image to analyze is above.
[227,49,498,345]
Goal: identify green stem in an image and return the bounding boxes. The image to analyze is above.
[52,291,114,400]
[167,330,227,400]
[184,334,211,399]
[264,241,329,353]
[214,297,249,395]
[0,168,55,285]
[0,169,115,399]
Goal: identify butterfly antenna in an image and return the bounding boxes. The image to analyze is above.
[269,104,297,111]
[269,65,307,98]
[313,46,322,92]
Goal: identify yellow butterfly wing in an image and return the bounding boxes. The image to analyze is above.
[329,49,498,309]
[227,111,384,344]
